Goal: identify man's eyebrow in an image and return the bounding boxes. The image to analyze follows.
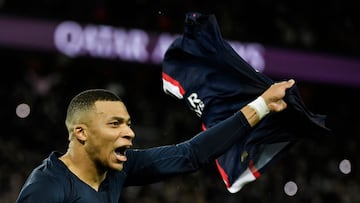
[112,116,131,123]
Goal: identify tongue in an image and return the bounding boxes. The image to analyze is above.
[115,152,127,162]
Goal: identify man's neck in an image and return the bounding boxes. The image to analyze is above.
[59,151,107,191]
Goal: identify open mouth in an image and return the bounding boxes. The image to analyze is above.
[115,146,129,156]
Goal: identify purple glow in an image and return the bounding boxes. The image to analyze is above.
[1,15,359,87]
[264,47,360,86]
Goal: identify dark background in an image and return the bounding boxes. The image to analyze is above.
[0,1,359,202]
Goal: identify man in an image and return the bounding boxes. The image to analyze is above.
[16,79,295,202]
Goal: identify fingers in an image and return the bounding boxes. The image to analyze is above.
[262,79,295,112]
[274,79,294,110]
[286,79,295,88]
[268,100,287,112]
[277,79,295,88]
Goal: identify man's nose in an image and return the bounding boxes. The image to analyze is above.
[123,125,135,140]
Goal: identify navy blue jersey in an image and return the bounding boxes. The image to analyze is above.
[162,12,330,193]
[16,111,251,203]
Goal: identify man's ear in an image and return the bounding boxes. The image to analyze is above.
[73,124,87,143]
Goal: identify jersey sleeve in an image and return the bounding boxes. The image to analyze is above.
[123,111,251,186]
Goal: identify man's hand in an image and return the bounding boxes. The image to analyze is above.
[261,79,295,112]
[241,79,295,127]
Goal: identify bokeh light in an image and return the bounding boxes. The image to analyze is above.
[16,103,31,118]
[339,159,351,174]
[284,181,298,196]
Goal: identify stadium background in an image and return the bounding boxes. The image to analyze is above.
[0,1,359,202]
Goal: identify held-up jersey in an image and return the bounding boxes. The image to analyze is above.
[16,111,251,203]
[162,12,330,193]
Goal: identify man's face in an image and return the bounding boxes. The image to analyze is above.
[84,101,135,171]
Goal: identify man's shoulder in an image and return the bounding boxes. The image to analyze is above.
[25,152,69,185]
[16,152,71,202]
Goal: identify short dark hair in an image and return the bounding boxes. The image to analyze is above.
[65,89,122,134]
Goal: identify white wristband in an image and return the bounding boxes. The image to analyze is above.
[248,96,270,120]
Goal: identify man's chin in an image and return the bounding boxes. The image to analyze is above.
[110,162,124,171]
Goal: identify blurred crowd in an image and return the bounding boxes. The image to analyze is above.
[0,0,359,202]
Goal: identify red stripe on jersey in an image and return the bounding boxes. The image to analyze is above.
[215,159,231,188]
[162,72,186,95]
[249,160,261,178]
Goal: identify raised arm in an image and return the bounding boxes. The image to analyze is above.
[124,79,295,186]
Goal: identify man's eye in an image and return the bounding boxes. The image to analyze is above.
[110,121,120,126]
